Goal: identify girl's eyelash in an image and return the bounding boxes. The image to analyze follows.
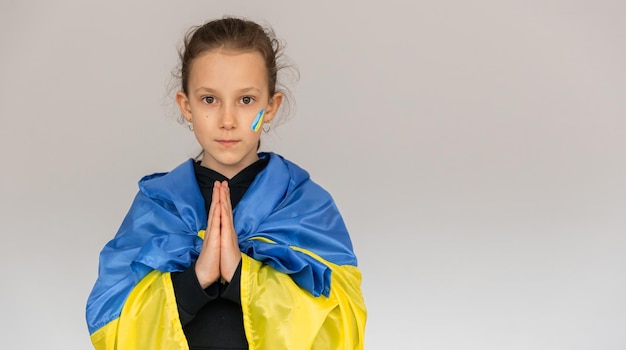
[200,96,256,103]
[202,96,216,104]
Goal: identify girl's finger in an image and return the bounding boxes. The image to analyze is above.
[206,181,220,225]
[222,181,231,209]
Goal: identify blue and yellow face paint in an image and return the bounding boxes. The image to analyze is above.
[251,108,265,132]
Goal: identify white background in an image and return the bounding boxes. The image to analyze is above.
[1,1,625,349]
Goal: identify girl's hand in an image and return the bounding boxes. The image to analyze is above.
[218,181,242,282]
[194,181,222,288]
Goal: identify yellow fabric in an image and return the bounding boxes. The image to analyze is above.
[241,252,367,349]
[89,270,188,350]
[197,229,206,239]
[90,236,366,350]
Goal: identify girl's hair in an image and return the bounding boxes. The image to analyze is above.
[175,16,296,116]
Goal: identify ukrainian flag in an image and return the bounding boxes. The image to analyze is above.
[86,152,367,349]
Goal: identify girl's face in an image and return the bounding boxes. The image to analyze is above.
[176,49,282,178]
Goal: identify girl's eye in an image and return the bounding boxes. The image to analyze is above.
[202,96,216,104]
[240,96,254,105]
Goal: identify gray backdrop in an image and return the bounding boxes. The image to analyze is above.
[1,0,625,349]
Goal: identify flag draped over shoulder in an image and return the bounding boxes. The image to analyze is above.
[85,152,367,349]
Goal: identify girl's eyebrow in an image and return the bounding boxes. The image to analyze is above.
[194,87,217,94]
[238,87,262,94]
[194,86,262,94]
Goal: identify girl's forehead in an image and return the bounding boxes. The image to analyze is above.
[194,48,265,65]
[188,50,268,90]
[191,50,265,73]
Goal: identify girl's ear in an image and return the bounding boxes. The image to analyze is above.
[176,91,193,122]
[264,92,283,123]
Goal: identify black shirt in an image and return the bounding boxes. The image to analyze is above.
[171,158,268,350]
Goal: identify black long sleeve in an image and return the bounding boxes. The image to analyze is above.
[171,264,220,326]
[220,262,243,304]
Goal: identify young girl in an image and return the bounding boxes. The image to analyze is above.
[85,17,366,349]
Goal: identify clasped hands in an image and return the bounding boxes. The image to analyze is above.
[195,180,242,288]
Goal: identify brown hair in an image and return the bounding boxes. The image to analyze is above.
[177,16,286,98]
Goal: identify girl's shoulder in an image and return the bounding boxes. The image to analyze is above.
[262,152,311,183]
[137,159,199,200]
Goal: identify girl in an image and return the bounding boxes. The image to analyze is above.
[85,17,366,350]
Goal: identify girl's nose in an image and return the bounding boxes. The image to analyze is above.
[220,105,237,129]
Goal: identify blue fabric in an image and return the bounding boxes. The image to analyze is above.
[86,152,357,334]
